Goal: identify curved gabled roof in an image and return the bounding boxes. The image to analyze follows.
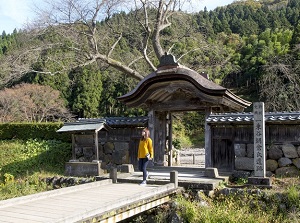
[118,54,251,113]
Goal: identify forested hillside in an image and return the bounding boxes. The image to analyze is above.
[0,0,300,121]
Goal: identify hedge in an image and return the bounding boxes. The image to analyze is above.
[0,123,71,142]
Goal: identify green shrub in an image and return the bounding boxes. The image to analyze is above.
[158,189,296,223]
[175,194,201,222]
[0,139,71,181]
[286,184,300,209]
[0,123,70,142]
[0,172,49,200]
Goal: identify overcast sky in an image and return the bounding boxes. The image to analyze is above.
[0,0,235,34]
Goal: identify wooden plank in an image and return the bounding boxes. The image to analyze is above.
[0,210,51,222]
[2,206,71,219]
[9,203,75,214]
[0,214,43,223]
[0,179,113,208]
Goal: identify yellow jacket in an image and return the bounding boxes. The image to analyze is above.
[138,138,154,159]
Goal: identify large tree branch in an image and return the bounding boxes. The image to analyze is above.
[152,0,173,59]
[74,53,145,80]
[95,53,144,80]
[133,1,156,70]
[108,33,123,58]
[152,0,165,58]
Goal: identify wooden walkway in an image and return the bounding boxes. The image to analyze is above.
[0,179,177,223]
[0,167,228,222]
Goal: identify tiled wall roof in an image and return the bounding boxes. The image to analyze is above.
[78,116,148,127]
[206,112,300,124]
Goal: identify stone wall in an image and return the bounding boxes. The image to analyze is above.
[71,127,141,172]
[235,143,300,177]
[74,141,130,170]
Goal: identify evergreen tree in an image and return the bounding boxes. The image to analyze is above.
[291,21,300,44]
[71,67,103,118]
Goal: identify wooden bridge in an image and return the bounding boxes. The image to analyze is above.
[0,167,228,222]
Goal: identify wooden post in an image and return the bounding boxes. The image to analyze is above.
[148,109,155,160]
[168,112,173,167]
[110,168,117,183]
[170,171,178,188]
[205,108,212,167]
[94,131,99,160]
[71,134,76,160]
[150,110,167,166]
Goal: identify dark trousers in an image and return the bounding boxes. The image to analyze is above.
[138,158,149,181]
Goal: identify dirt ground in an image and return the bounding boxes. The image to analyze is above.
[175,148,205,167]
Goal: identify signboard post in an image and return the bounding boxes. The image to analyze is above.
[253,102,266,177]
[247,102,271,187]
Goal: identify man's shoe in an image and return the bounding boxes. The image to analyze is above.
[139,180,147,186]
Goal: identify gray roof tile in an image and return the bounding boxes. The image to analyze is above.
[207,112,300,124]
[57,116,148,133]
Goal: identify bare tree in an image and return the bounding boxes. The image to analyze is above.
[259,53,300,112]
[0,0,200,87]
[0,84,73,122]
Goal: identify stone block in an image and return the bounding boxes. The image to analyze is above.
[266,159,278,172]
[170,171,178,188]
[234,144,246,157]
[247,177,272,187]
[275,166,300,177]
[120,164,134,173]
[278,157,292,167]
[65,161,104,177]
[268,146,283,160]
[83,147,94,158]
[104,142,114,154]
[282,144,298,158]
[247,144,254,158]
[235,157,254,170]
[112,150,128,165]
[114,142,129,150]
[204,167,219,178]
[110,168,117,183]
[231,170,251,181]
[292,158,300,169]
[297,146,300,157]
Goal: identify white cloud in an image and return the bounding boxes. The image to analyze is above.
[0,0,30,23]
[0,0,35,33]
[183,0,234,12]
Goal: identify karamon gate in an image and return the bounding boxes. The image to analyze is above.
[118,54,251,167]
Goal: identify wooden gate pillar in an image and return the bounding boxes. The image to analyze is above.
[94,131,99,160]
[205,108,212,167]
[148,110,167,166]
[167,112,173,166]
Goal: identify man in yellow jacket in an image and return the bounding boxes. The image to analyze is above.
[138,128,154,186]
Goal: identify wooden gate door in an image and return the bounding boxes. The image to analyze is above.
[211,127,234,171]
[129,137,140,167]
